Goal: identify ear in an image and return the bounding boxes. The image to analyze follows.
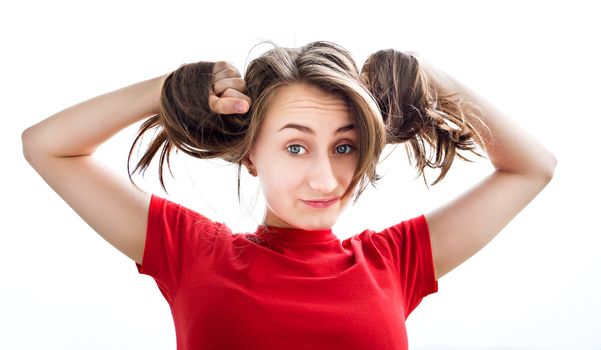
[243,148,256,172]
[243,154,257,177]
[242,156,252,170]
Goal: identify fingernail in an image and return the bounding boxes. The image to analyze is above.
[236,102,246,112]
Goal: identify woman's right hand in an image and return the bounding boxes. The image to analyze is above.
[208,61,252,115]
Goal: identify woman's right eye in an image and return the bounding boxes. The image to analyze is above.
[287,144,306,156]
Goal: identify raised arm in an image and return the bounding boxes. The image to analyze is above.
[420,59,557,280]
[22,61,251,266]
[21,74,166,265]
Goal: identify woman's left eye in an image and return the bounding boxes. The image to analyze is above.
[335,144,355,154]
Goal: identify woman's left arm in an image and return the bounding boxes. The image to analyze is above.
[421,59,557,280]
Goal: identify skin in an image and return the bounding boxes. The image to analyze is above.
[23,60,556,279]
[246,83,360,230]
[418,60,556,279]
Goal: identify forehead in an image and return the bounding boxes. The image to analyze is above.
[262,83,353,133]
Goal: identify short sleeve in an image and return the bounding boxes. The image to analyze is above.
[135,194,223,301]
[371,214,438,318]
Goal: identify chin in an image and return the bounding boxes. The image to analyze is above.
[301,215,337,230]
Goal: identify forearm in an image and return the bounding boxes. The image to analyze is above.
[22,74,167,158]
[423,61,557,178]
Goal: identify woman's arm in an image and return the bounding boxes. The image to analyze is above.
[21,74,167,265]
[420,60,557,280]
[23,75,166,157]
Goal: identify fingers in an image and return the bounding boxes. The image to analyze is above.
[212,61,241,80]
[220,88,252,107]
[213,77,246,96]
[208,61,252,114]
[208,95,250,115]
[208,90,252,115]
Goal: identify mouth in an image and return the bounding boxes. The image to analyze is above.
[301,197,339,208]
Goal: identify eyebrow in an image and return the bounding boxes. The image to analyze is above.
[278,123,355,135]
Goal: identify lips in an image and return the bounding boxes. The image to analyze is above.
[304,197,338,203]
[301,197,339,208]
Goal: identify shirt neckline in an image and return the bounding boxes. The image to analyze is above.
[255,225,336,243]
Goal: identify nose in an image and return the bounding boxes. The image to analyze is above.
[308,153,338,194]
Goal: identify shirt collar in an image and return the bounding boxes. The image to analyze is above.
[255,225,336,243]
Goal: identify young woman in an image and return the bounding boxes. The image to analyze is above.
[22,40,556,349]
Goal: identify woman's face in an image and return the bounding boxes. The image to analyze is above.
[247,83,359,230]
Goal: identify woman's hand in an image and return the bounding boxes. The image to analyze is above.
[208,61,252,115]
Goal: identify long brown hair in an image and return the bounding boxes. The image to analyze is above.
[127,41,489,207]
[361,49,490,186]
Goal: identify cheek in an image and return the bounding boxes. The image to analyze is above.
[259,162,305,198]
[337,157,358,183]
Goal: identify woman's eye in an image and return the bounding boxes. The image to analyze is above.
[336,144,355,155]
[287,144,306,156]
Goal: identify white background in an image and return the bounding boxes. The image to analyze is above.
[3,0,599,349]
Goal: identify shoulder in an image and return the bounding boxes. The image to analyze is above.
[349,215,428,241]
[343,215,430,258]
[149,194,234,239]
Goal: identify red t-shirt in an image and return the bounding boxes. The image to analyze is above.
[136,194,438,349]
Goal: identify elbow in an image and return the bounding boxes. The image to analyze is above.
[21,127,41,164]
[539,152,558,183]
[518,152,557,183]
[546,153,558,178]
[21,128,33,163]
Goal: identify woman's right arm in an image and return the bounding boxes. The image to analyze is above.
[21,74,168,265]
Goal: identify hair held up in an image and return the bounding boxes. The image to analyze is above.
[127,40,490,204]
[361,49,490,185]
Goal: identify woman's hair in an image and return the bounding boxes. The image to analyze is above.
[127,40,490,207]
[361,49,490,186]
